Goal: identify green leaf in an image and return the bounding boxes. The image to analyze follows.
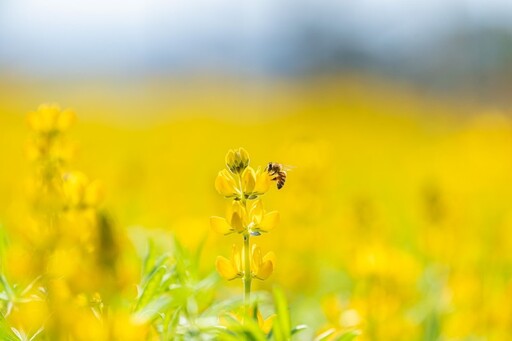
[314,328,336,341]
[335,331,360,341]
[0,315,19,341]
[291,324,308,336]
[272,286,291,341]
[133,293,174,324]
[136,265,166,311]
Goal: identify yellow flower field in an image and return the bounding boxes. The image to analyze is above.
[0,77,511,340]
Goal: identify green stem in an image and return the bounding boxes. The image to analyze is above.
[243,233,251,319]
[237,171,252,320]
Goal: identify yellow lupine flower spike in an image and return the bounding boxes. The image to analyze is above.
[213,148,284,319]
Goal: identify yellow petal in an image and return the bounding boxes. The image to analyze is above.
[260,211,280,232]
[62,171,88,206]
[38,103,60,132]
[254,168,271,194]
[255,260,273,280]
[251,244,262,270]
[230,211,245,233]
[210,216,233,235]
[25,142,41,161]
[229,201,246,233]
[26,111,42,131]
[57,108,76,131]
[215,170,237,197]
[242,167,256,194]
[253,249,275,280]
[238,148,250,165]
[263,251,276,269]
[216,256,239,280]
[257,311,276,334]
[248,199,264,224]
[228,200,243,218]
[225,150,235,171]
[231,244,242,273]
[225,148,250,173]
[85,180,105,207]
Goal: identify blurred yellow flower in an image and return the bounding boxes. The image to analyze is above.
[7,300,48,337]
[62,171,104,208]
[111,312,150,341]
[317,295,363,341]
[27,103,75,133]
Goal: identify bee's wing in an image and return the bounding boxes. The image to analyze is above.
[282,164,295,172]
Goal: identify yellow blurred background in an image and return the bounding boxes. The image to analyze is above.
[2,1,512,339]
[1,74,512,339]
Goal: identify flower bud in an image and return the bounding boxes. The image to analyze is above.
[225,148,250,174]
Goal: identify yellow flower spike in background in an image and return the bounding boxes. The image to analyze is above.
[27,103,75,133]
[84,179,105,207]
[62,171,89,207]
[61,171,105,209]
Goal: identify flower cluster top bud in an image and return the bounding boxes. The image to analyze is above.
[25,103,76,166]
[27,103,75,134]
[225,148,250,174]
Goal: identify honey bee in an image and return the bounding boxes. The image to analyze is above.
[265,162,292,190]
